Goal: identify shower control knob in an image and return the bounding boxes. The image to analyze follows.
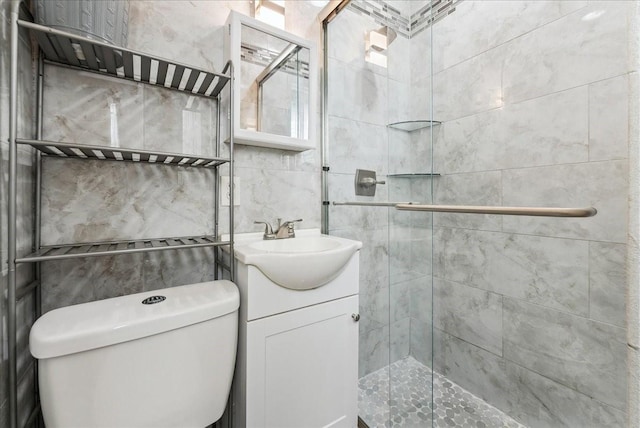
[352,313,360,322]
[359,177,386,187]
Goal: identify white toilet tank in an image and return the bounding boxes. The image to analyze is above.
[30,280,240,428]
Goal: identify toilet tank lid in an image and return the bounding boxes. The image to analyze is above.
[30,280,239,359]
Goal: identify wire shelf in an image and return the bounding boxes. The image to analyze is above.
[19,20,231,98]
[17,236,230,263]
[18,139,230,168]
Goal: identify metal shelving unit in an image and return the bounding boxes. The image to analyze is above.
[8,9,235,428]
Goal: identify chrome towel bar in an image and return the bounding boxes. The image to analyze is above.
[332,202,597,218]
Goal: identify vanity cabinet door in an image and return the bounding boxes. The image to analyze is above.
[246,295,359,428]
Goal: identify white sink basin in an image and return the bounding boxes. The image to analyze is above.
[234,231,362,290]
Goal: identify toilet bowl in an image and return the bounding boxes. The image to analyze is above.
[29,280,239,428]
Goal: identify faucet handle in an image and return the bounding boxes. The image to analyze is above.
[254,220,273,236]
[284,219,303,228]
[284,219,302,237]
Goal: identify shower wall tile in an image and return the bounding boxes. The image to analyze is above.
[503,298,626,410]
[387,80,412,125]
[359,324,390,378]
[390,317,410,363]
[359,274,390,335]
[432,46,504,122]
[436,330,626,428]
[434,278,503,356]
[410,238,431,276]
[437,86,589,174]
[357,226,391,333]
[434,330,513,413]
[589,241,626,328]
[388,128,432,175]
[589,74,629,162]
[435,227,590,316]
[390,237,431,285]
[388,35,411,84]
[432,171,503,232]
[409,276,432,324]
[390,279,410,322]
[328,57,388,126]
[502,2,631,104]
[410,318,433,368]
[506,356,626,428]
[430,0,588,74]
[409,21,431,84]
[329,226,389,337]
[502,160,628,243]
[408,82,432,126]
[328,115,388,175]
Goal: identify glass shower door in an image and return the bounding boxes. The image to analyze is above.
[324,1,436,426]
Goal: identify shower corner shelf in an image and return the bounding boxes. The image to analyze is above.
[387,120,441,132]
[387,173,441,178]
[17,139,230,168]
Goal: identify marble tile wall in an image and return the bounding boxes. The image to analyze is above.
[0,2,38,425]
[428,1,631,426]
[38,1,324,311]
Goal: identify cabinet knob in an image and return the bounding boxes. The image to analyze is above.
[351,313,360,322]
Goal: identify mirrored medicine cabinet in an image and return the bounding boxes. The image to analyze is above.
[225,11,317,151]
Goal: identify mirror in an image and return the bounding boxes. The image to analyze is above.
[226,12,316,151]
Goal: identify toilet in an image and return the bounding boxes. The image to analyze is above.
[29,280,239,428]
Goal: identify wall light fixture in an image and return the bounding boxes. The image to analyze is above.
[365,26,396,68]
[254,0,285,29]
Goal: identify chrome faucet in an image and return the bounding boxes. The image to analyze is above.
[254,221,275,239]
[254,218,302,240]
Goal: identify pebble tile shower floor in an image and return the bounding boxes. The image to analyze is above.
[358,357,526,428]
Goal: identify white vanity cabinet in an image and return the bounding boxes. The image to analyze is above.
[231,248,360,428]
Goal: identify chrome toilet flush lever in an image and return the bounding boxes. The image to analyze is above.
[254,218,303,240]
